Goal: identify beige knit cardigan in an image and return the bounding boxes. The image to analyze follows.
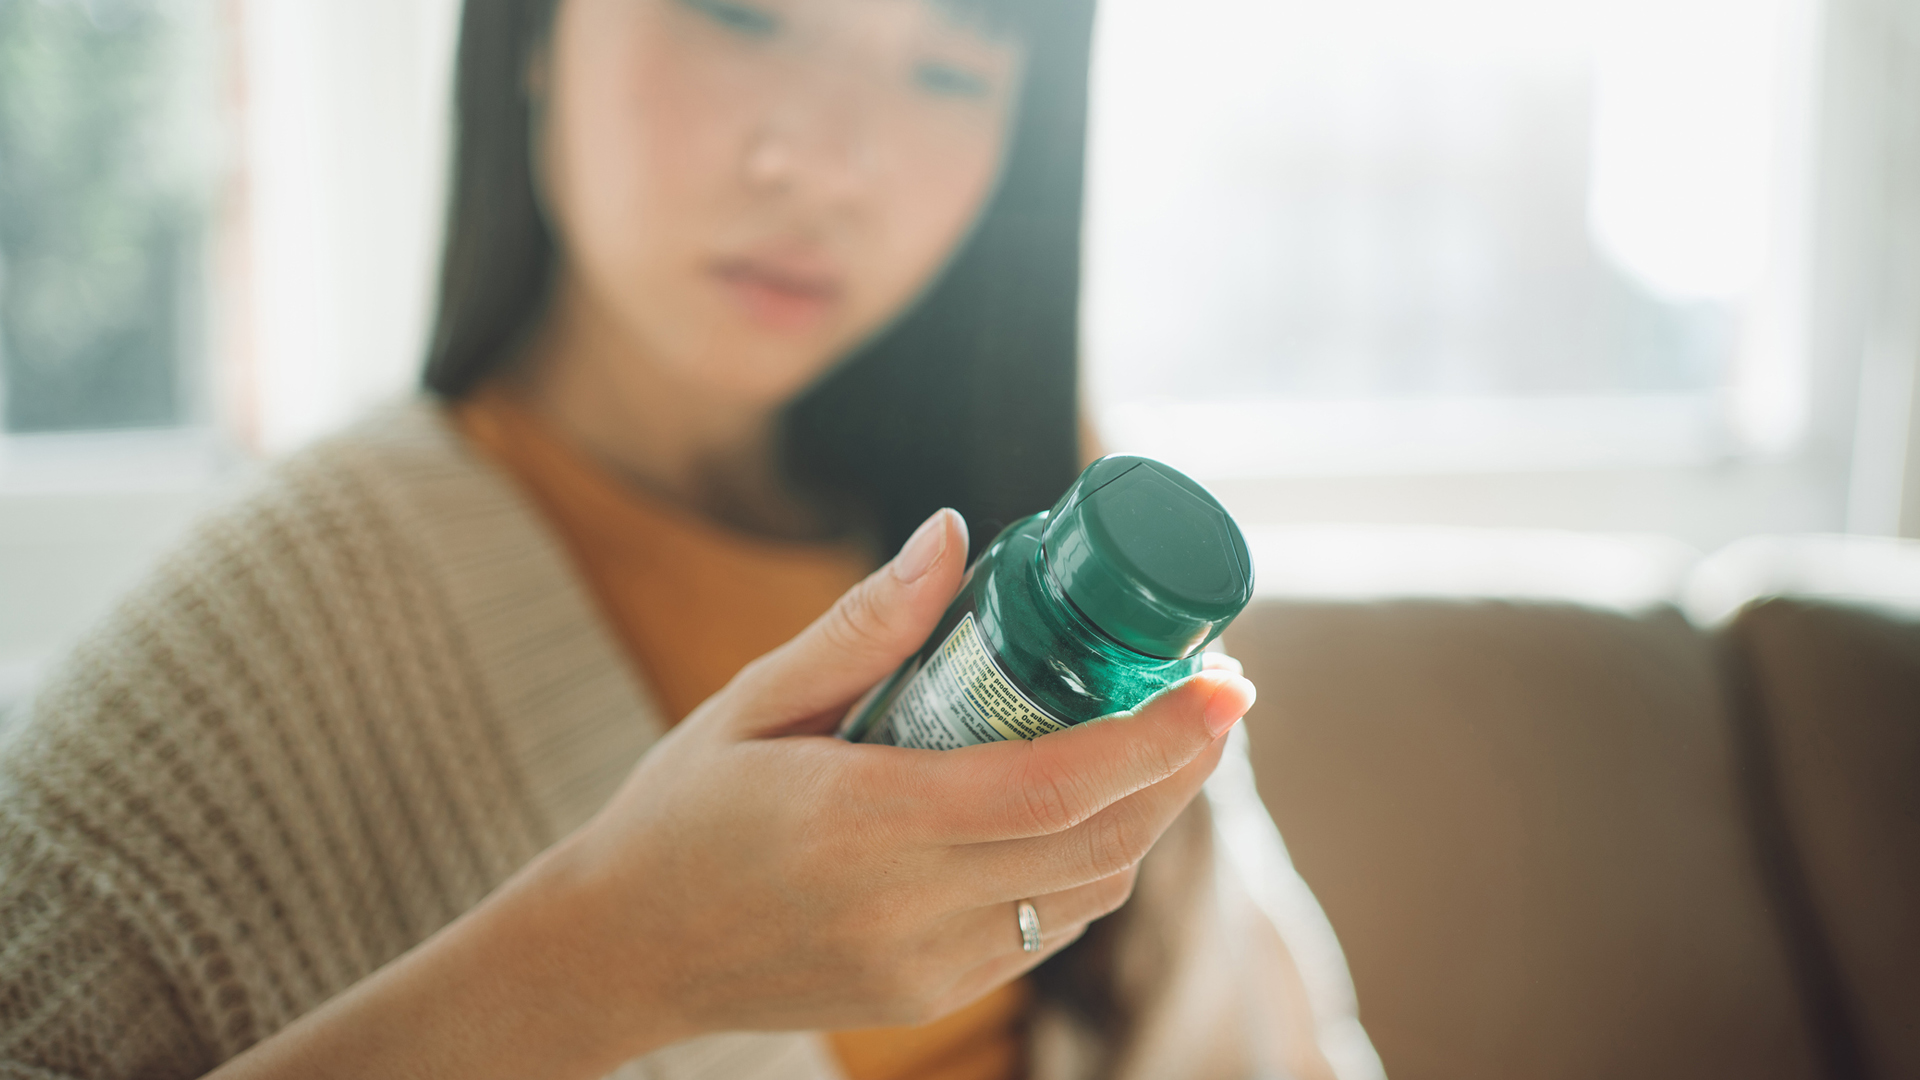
[0,402,1380,1080]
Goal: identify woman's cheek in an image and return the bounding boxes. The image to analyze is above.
[881,133,1003,297]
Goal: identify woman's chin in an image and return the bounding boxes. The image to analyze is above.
[668,342,844,412]
[671,307,857,405]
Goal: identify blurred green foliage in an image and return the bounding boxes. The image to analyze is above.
[0,0,204,433]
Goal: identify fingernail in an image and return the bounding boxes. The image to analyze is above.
[1202,651,1244,677]
[893,509,952,584]
[1203,674,1256,739]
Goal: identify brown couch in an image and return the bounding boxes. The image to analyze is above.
[1227,537,1920,1080]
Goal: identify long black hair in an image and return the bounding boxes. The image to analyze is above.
[422,0,1096,557]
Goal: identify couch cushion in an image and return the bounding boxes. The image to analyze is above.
[1228,599,1820,1080]
[1725,598,1920,1080]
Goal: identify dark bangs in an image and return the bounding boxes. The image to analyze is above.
[930,0,1033,38]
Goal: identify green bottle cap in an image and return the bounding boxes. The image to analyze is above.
[1040,455,1255,660]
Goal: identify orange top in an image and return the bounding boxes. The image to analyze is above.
[455,389,1031,1080]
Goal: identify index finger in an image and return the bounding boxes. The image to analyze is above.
[906,669,1255,844]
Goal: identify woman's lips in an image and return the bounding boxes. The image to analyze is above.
[712,258,841,331]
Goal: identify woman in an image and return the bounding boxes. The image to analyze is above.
[0,0,1375,1077]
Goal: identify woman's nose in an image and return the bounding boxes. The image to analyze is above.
[742,73,879,207]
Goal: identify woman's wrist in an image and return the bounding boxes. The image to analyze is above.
[208,834,690,1080]
[510,828,701,1063]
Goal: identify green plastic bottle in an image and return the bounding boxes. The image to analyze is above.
[841,455,1254,749]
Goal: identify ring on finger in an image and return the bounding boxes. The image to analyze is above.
[1017,900,1042,954]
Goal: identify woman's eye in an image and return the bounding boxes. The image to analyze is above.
[913,61,992,100]
[680,0,781,39]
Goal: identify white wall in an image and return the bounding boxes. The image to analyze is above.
[0,433,245,710]
[239,0,462,454]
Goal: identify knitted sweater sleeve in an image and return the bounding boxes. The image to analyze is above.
[0,586,281,1077]
[0,441,552,1077]
[0,772,212,1077]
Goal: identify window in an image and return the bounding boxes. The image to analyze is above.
[0,0,458,713]
[1083,0,1819,476]
[0,0,236,715]
[0,0,225,435]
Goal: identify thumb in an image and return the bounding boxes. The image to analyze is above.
[722,508,968,735]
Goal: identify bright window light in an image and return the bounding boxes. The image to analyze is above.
[1083,0,1817,474]
[1588,0,1790,303]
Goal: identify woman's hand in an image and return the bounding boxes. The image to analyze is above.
[558,507,1256,1047]
[211,509,1255,1080]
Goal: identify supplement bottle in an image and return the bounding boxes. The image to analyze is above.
[841,455,1254,750]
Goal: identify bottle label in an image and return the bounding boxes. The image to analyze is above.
[861,613,1072,749]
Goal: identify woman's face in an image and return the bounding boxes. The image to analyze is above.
[538,0,1024,412]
